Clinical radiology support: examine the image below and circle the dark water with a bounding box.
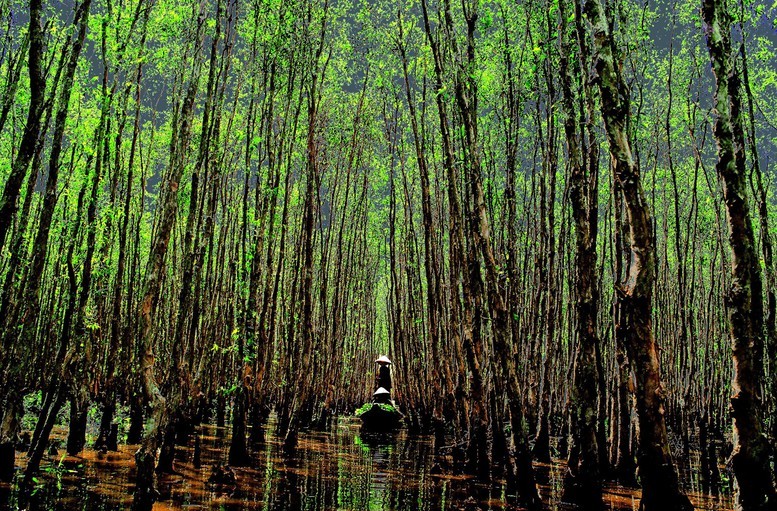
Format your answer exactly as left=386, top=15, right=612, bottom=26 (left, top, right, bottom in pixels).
left=0, top=418, right=733, bottom=510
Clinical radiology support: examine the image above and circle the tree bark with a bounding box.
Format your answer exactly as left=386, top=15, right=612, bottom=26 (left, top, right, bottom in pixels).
left=560, top=0, right=603, bottom=504
left=0, top=0, right=91, bottom=482
left=583, top=0, right=693, bottom=508
left=132, top=10, right=205, bottom=506
left=448, top=1, right=542, bottom=507
left=702, top=1, right=777, bottom=508
left=0, top=0, right=44, bottom=252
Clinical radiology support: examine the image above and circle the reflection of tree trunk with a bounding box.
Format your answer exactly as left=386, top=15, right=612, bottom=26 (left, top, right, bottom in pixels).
left=583, top=0, right=692, bottom=508
left=0, top=396, right=21, bottom=482
left=698, top=413, right=720, bottom=496
left=229, top=385, right=250, bottom=465
left=702, top=1, right=777, bottom=508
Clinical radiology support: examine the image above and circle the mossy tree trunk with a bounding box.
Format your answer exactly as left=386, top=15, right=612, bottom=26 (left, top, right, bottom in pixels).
left=702, top=0, right=777, bottom=508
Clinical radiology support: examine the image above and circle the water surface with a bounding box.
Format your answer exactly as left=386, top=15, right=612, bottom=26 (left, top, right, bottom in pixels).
left=1, top=419, right=734, bottom=510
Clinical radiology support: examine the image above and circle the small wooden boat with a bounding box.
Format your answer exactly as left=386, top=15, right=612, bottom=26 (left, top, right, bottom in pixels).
left=356, top=387, right=403, bottom=432
left=356, top=402, right=403, bottom=432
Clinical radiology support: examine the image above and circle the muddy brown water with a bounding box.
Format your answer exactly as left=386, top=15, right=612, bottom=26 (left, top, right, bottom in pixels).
left=0, top=418, right=734, bottom=510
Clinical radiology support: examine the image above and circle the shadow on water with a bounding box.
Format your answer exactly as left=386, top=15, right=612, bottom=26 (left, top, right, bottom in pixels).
left=1, top=418, right=734, bottom=511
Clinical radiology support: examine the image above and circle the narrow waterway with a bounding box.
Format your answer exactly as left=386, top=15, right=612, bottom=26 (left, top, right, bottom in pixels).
left=1, top=418, right=734, bottom=510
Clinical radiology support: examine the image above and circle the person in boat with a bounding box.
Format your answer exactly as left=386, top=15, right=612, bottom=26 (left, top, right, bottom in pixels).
left=372, top=387, right=390, bottom=404
left=374, top=355, right=392, bottom=394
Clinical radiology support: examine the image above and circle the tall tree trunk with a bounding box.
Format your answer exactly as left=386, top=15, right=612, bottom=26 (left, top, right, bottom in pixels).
left=449, top=1, right=542, bottom=507
left=737, top=5, right=777, bottom=451
left=0, top=0, right=91, bottom=482
left=702, top=1, right=777, bottom=508
left=560, top=0, right=603, bottom=504
left=419, top=0, right=489, bottom=480
left=583, top=0, right=693, bottom=508
left=282, top=0, right=330, bottom=449
left=397, top=11, right=444, bottom=429
left=0, top=0, right=44, bottom=253
left=132, top=11, right=205, bottom=506
left=613, top=180, right=637, bottom=483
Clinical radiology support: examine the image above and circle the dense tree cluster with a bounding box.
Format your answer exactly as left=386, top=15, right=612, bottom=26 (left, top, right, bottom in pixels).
left=0, top=0, right=775, bottom=509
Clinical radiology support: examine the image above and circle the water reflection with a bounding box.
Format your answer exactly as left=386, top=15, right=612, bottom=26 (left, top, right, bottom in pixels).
left=2, top=417, right=733, bottom=511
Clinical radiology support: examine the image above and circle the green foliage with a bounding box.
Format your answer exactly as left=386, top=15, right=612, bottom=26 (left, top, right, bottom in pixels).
left=354, top=402, right=397, bottom=416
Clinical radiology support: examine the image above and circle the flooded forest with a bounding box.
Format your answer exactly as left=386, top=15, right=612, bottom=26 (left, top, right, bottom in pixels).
left=0, top=0, right=776, bottom=509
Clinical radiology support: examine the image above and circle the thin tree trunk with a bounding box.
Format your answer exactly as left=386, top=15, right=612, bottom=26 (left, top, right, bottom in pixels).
left=132, top=10, right=205, bottom=506
left=448, top=1, right=542, bottom=507
left=561, top=0, right=603, bottom=503
left=0, top=0, right=91, bottom=481
left=0, top=0, right=44, bottom=253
